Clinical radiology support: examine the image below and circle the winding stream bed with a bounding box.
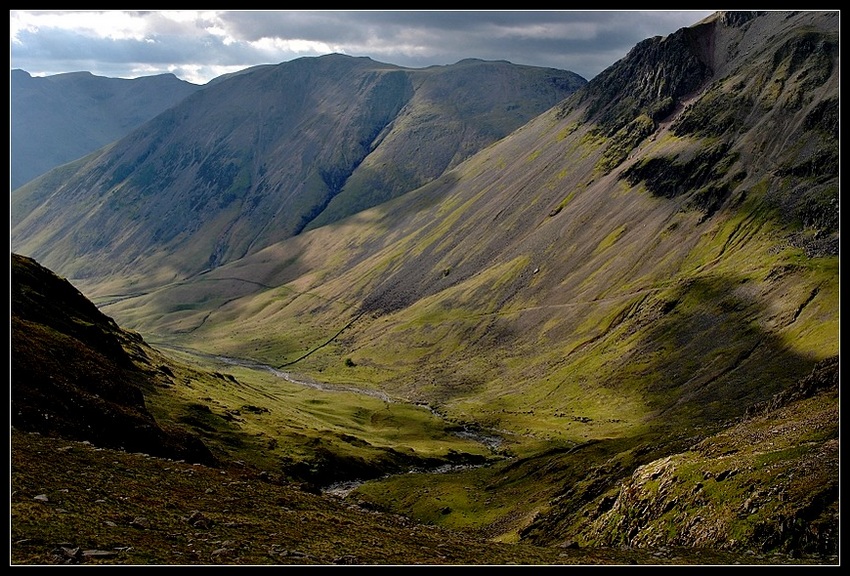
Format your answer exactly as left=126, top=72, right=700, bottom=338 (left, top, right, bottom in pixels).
left=216, top=355, right=395, bottom=402
left=322, top=462, right=488, bottom=498
left=212, top=354, right=508, bottom=494
left=215, top=355, right=504, bottom=449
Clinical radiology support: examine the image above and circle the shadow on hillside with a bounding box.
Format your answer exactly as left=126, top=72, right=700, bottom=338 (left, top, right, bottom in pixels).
left=614, top=270, right=832, bottom=429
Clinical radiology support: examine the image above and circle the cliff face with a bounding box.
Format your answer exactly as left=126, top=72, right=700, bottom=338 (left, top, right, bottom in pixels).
left=572, top=20, right=714, bottom=134
left=566, top=10, right=837, bottom=236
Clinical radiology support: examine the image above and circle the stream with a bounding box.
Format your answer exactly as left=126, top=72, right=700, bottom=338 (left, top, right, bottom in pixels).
left=212, top=354, right=508, bottom=495
left=215, top=355, right=394, bottom=402
left=322, top=462, right=488, bottom=498
left=215, top=354, right=503, bottom=451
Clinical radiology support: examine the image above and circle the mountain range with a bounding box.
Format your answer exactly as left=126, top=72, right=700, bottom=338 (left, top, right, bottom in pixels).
left=10, top=10, right=839, bottom=565
left=11, top=56, right=585, bottom=286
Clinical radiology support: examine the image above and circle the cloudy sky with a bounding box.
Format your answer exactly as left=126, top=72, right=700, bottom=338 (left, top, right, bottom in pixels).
left=10, top=10, right=716, bottom=85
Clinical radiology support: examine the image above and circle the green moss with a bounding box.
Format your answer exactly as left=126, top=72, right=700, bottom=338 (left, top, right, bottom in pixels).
left=556, top=122, right=580, bottom=141
left=596, top=114, right=655, bottom=173
left=593, top=224, right=628, bottom=254
left=548, top=185, right=582, bottom=217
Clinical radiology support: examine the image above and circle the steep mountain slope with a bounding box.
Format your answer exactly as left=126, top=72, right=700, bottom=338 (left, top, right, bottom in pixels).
left=88, top=10, right=837, bottom=553
left=11, top=55, right=585, bottom=292
left=10, top=69, right=201, bottom=190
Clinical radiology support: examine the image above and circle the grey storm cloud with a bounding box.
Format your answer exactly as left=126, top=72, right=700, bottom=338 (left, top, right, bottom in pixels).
left=11, top=10, right=715, bottom=84
left=217, top=10, right=713, bottom=71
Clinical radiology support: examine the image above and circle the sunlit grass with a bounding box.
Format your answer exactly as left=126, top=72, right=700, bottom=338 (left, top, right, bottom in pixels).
left=143, top=345, right=494, bottom=476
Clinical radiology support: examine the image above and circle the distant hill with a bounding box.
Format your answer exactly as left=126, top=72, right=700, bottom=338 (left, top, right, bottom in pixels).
left=11, top=55, right=586, bottom=289
left=10, top=69, right=202, bottom=190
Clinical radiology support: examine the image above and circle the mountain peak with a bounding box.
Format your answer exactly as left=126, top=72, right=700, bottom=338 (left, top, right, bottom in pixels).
left=718, top=10, right=766, bottom=27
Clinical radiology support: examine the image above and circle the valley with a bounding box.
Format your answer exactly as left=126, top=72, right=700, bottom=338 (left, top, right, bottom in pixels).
left=11, top=10, right=839, bottom=565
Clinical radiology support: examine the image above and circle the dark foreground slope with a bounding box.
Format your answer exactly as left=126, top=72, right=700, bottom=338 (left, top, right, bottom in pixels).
left=11, top=56, right=585, bottom=293
left=11, top=253, right=215, bottom=464
left=10, top=70, right=201, bottom=190
left=16, top=426, right=807, bottom=566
